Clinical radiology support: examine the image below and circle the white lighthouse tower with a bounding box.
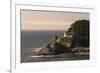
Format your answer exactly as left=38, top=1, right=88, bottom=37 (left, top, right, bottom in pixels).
left=64, top=32, right=67, bottom=37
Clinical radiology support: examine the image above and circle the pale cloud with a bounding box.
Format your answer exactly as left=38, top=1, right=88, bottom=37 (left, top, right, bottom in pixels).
left=21, top=10, right=89, bottom=30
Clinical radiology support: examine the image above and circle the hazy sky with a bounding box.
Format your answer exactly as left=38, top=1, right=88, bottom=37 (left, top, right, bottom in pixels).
left=21, top=10, right=89, bottom=30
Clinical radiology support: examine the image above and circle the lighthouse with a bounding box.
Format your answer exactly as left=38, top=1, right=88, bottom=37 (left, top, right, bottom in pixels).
left=64, top=32, right=67, bottom=37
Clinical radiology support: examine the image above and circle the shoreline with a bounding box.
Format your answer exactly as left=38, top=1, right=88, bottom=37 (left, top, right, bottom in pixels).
left=21, top=47, right=89, bottom=63
left=21, top=52, right=89, bottom=63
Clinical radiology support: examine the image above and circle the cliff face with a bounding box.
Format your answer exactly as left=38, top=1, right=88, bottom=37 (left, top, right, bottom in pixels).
left=56, top=37, right=72, bottom=48
left=69, top=20, right=89, bottom=48
left=37, top=20, right=89, bottom=56
left=38, top=36, right=71, bottom=55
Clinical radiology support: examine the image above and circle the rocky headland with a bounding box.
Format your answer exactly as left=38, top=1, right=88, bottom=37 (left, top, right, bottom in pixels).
left=32, top=20, right=90, bottom=56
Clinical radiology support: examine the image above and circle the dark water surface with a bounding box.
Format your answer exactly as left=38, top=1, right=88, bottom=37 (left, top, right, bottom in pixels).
left=21, top=53, right=89, bottom=63
left=21, top=30, right=65, bottom=49
left=21, top=30, right=89, bottom=63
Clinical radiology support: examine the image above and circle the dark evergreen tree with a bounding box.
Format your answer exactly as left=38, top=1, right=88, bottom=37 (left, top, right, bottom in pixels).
left=67, top=20, right=89, bottom=47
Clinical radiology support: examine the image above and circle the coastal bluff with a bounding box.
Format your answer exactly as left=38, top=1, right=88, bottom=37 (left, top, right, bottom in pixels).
left=32, top=20, right=90, bottom=56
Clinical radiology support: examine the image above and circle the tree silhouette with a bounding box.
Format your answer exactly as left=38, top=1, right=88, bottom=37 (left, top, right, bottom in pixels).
left=67, top=20, right=89, bottom=48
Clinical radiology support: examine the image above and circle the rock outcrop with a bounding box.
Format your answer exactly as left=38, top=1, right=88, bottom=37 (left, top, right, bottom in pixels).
left=37, top=20, right=90, bottom=56
left=38, top=36, right=71, bottom=56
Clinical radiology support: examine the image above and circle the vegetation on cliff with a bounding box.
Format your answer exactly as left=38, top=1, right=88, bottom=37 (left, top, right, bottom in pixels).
left=37, top=20, right=90, bottom=55
left=71, top=20, right=89, bottom=48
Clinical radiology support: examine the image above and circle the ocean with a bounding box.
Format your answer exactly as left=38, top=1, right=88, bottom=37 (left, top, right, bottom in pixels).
left=21, top=30, right=89, bottom=63
left=21, top=30, right=65, bottom=49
